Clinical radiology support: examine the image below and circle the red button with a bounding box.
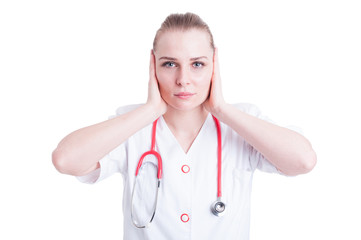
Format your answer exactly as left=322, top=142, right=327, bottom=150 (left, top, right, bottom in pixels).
left=180, top=213, right=189, bottom=223
left=181, top=165, right=190, bottom=173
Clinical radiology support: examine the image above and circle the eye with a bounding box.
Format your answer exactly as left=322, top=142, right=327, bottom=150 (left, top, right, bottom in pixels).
left=193, top=62, right=204, bottom=68
left=162, top=61, right=176, bottom=68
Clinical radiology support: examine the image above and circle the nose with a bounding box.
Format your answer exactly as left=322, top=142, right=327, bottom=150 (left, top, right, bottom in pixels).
left=176, top=66, right=190, bottom=86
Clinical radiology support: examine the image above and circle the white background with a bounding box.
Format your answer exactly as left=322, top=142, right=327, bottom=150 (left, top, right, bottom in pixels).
left=1, top=0, right=360, bottom=239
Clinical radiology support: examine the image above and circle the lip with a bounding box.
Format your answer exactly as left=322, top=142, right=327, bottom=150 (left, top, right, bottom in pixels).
left=174, top=92, right=196, bottom=99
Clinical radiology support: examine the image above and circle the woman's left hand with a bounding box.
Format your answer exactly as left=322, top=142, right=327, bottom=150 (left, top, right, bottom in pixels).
left=203, top=47, right=227, bottom=116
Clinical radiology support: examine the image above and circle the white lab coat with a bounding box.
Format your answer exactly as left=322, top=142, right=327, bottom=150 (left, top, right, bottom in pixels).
left=78, top=103, right=285, bottom=240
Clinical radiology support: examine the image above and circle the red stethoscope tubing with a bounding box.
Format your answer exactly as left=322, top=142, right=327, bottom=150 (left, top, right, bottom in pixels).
left=135, top=116, right=222, bottom=198
left=135, top=119, right=163, bottom=179
left=212, top=116, right=222, bottom=198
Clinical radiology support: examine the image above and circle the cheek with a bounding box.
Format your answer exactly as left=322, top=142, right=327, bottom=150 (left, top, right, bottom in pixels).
left=195, top=69, right=212, bottom=89
left=155, top=69, right=174, bottom=94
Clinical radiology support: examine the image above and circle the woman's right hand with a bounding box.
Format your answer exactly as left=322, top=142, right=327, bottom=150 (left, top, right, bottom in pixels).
left=146, top=50, right=167, bottom=116
left=52, top=50, right=167, bottom=177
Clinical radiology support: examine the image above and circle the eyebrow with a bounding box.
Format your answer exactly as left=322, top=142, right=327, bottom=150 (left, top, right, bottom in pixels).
left=159, top=56, right=208, bottom=61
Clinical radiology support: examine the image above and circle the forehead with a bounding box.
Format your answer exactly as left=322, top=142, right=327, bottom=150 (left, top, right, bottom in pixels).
left=155, top=29, right=213, bottom=59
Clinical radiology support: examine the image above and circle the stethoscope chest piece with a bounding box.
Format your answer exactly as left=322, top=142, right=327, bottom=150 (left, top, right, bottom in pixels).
left=211, top=199, right=226, bottom=217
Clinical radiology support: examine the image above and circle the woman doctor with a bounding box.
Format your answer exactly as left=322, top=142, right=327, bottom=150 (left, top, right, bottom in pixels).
left=52, top=13, right=317, bottom=240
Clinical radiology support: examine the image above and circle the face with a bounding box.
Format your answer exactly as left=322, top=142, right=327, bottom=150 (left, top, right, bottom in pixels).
left=153, top=29, right=214, bottom=112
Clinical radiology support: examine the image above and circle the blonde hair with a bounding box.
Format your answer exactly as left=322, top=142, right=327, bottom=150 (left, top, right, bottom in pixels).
left=153, top=12, right=215, bottom=51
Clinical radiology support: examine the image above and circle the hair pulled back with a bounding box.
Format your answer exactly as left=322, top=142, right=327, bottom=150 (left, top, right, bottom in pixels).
left=153, top=12, right=215, bottom=51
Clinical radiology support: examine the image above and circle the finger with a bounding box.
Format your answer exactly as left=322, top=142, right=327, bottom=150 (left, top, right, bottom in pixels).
left=212, top=47, right=220, bottom=81
left=149, top=50, right=156, bottom=81
left=212, top=47, right=221, bottom=88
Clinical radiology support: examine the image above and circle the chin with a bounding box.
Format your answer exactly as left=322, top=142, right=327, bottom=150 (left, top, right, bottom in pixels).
left=167, top=99, right=206, bottom=112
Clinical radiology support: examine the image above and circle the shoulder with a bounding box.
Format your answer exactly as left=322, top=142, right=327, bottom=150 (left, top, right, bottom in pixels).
left=108, top=104, right=143, bottom=119
left=217, top=102, right=264, bottom=135
left=231, top=102, right=263, bottom=117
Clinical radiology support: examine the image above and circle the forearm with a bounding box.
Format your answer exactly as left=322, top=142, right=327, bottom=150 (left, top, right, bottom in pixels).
left=213, top=104, right=317, bottom=176
left=52, top=104, right=161, bottom=176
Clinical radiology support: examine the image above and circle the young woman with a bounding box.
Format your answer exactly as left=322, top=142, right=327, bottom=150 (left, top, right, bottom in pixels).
left=52, top=12, right=317, bottom=240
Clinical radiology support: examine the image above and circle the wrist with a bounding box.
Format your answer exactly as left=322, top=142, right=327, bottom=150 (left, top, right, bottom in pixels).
left=210, top=102, right=231, bottom=120
left=144, top=101, right=166, bottom=119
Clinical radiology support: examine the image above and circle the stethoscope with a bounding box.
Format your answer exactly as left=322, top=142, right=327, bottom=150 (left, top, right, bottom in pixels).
left=131, top=115, right=226, bottom=228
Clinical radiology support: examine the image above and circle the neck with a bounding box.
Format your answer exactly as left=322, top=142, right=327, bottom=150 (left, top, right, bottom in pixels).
left=163, top=106, right=209, bottom=134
